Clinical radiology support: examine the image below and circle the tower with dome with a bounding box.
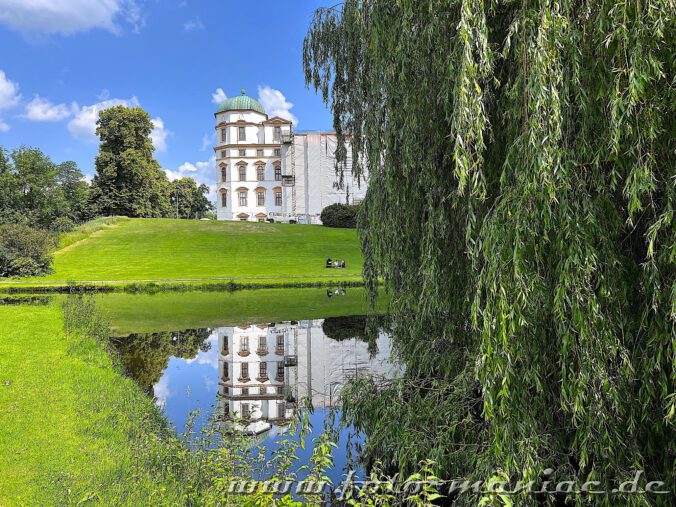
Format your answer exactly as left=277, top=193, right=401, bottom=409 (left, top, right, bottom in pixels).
left=214, top=89, right=367, bottom=223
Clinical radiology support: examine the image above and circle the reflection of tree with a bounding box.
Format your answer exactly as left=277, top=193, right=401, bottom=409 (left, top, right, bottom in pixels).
left=111, top=329, right=212, bottom=393
left=322, top=315, right=388, bottom=355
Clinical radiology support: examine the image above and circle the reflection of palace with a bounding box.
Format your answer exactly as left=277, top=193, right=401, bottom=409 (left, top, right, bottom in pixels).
left=218, top=319, right=396, bottom=435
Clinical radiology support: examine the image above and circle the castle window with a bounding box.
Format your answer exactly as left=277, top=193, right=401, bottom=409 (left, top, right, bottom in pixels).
left=221, top=167, right=227, bottom=181
left=221, top=128, right=226, bottom=142
left=241, top=403, right=250, bottom=417
left=257, top=191, right=265, bottom=206
left=256, top=149, right=263, bottom=157
left=240, top=336, right=249, bottom=352
left=273, top=127, right=281, bottom=142
left=276, top=362, right=284, bottom=378
left=221, top=191, right=227, bottom=207
left=274, top=148, right=281, bottom=157
left=259, top=362, right=267, bottom=377
left=221, top=150, right=227, bottom=158
left=274, top=166, right=281, bottom=181
left=238, top=126, right=246, bottom=141
left=239, top=167, right=246, bottom=181
left=239, top=149, right=246, bottom=157
left=256, top=167, right=264, bottom=181
left=239, top=191, right=247, bottom=207
left=275, top=191, right=282, bottom=207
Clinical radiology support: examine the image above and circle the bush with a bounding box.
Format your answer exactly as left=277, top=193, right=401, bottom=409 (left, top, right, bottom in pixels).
left=320, top=203, right=360, bottom=228
left=0, top=223, right=57, bottom=277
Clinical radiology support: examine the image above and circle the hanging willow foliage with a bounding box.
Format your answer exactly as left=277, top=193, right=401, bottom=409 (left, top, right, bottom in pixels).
left=304, top=0, right=675, bottom=505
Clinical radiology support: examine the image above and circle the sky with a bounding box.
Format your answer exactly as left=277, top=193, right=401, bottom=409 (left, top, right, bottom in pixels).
left=0, top=0, right=334, bottom=197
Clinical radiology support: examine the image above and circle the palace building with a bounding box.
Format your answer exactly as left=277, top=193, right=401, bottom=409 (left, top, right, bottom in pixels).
left=214, top=89, right=366, bottom=223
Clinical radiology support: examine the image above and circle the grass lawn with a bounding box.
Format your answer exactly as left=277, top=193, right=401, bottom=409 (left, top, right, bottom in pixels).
left=0, top=302, right=193, bottom=505
left=96, top=287, right=388, bottom=335
left=24, top=218, right=362, bottom=286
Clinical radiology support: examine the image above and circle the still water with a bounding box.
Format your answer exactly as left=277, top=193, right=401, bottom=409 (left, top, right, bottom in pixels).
left=100, top=289, right=397, bottom=484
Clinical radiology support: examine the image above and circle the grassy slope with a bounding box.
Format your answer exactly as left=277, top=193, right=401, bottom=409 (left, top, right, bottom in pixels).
left=45, top=218, right=362, bottom=283
left=96, top=287, right=388, bottom=335
left=0, top=303, right=191, bottom=505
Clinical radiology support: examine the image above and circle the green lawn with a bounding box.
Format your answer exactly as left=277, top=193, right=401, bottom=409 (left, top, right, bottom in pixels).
left=42, top=218, right=362, bottom=283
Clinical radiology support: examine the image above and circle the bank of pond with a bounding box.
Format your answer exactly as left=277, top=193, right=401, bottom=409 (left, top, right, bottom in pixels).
left=0, top=288, right=418, bottom=506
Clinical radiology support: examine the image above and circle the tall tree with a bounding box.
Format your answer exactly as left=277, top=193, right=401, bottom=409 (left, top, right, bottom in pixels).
left=168, top=177, right=214, bottom=219
left=88, top=106, right=169, bottom=218
left=55, top=161, right=89, bottom=223
left=305, top=1, right=674, bottom=503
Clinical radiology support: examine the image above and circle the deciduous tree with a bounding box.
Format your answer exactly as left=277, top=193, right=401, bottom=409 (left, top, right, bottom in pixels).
left=304, top=1, right=675, bottom=503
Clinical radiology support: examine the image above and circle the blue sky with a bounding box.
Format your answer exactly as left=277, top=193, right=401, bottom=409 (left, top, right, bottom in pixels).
left=0, top=0, right=333, bottom=194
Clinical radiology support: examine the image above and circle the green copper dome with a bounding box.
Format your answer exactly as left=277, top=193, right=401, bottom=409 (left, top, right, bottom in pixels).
left=217, top=88, right=266, bottom=114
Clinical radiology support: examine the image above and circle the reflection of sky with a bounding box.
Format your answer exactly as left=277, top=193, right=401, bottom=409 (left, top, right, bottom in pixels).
left=153, top=334, right=220, bottom=435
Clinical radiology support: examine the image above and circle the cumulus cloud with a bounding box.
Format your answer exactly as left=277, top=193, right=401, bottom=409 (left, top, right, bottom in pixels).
left=23, top=96, right=74, bottom=121
left=0, top=70, right=21, bottom=111
left=257, top=85, right=298, bottom=125
left=211, top=88, right=226, bottom=104
left=0, top=70, right=21, bottom=131
left=0, top=0, right=143, bottom=35
left=163, top=156, right=217, bottom=201
left=150, top=117, right=171, bottom=152
left=67, top=96, right=140, bottom=141
left=183, top=17, right=204, bottom=31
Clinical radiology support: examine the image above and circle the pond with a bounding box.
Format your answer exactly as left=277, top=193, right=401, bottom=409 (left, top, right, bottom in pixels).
left=96, top=288, right=397, bottom=485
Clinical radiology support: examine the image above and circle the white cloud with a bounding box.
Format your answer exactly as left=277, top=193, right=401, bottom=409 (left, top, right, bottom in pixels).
left=211, top=88, right=226, bottom=104
left=183, top=17, right=204, bottom=31
left=67, top=96, right=140, bottom=141
left=0, top=70, right=21, bottom=111
left=23, top=96, right=74, bottom=121
left=0, top=70, right=21, bottom=131
left=257, top=85, right=298, bottom=125
left=150, top=117, right=171, bottom=152
left=0, top=0, right=143, bottom=35
left=163, top=156, right=217, bottom=201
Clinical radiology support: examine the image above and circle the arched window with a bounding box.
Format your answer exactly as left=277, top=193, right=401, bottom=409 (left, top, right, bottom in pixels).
left=220, top=165, right=227, bottom=181
left=256, top=166, right=265, bottom=181
left=274, top=165, right=282, bottom=181
left=220, top=190, right=227, bottom=207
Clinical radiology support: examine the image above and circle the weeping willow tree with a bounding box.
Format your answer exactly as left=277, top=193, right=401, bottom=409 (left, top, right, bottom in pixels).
left=304, top=1, right=674, bottom=504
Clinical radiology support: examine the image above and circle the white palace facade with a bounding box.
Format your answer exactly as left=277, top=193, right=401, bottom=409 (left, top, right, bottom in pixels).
left=214, top=89, right=366, bottom=224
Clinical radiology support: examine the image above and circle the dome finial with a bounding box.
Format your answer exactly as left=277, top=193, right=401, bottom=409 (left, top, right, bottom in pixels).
left=241, top=88, right=246, bottom=96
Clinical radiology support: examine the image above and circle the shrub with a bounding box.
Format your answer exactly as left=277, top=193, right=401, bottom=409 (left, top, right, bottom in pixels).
left=0, top=223, right=57, bottom=277
left=320, top=203, right=360, bottom=228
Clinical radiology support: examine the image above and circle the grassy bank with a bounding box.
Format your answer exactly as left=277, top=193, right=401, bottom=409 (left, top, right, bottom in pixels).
left=0, top=301, right=188, bottom=505
left=0, top=218, right=363, bottom=292
left=1, top=298, right=323, bottom=505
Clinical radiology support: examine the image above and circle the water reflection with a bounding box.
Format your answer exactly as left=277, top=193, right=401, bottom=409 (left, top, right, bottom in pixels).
left=110, top=315, right=396, bottom=442
left=218, top=318, right=395, bottom=437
